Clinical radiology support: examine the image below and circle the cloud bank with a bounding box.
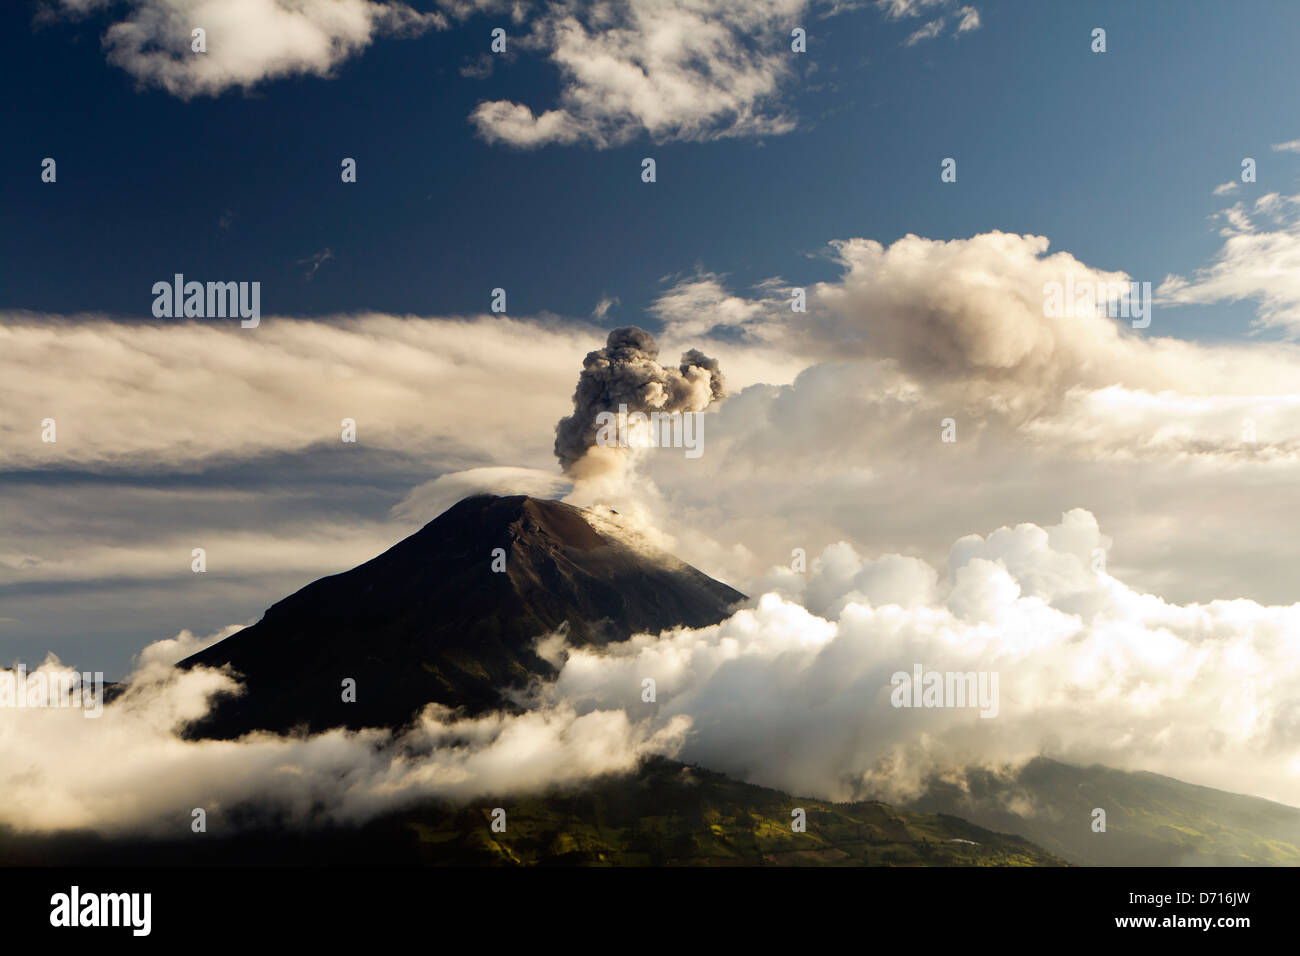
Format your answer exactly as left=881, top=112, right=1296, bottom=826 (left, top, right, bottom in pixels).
left=5, top=507, right=1298, bottom=836
left=0, top=645, right=688, bottom=834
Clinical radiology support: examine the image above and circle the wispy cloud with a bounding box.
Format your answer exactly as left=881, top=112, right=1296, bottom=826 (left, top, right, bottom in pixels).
left=1160, top=167, right=1300, bottom=334
left=591, top=295, right=619, bottom=320
left=878, top=0, right=981, bottom=45
left=298, top=248, right=335, bottom=281
left=905, top=18, right=945, bottom=45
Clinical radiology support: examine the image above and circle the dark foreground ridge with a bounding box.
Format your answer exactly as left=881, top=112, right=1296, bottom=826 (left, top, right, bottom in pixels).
left=0, top=758, right=1065, bottom=867
left=182, top=494, right=745, bottom=738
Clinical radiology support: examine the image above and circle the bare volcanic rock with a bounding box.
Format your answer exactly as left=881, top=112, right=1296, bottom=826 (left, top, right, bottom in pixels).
left=181, top=494, right=745, bottom=738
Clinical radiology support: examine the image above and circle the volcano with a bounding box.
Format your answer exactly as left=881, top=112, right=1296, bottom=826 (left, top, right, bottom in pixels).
left=181, top=494, right=745, bottom=738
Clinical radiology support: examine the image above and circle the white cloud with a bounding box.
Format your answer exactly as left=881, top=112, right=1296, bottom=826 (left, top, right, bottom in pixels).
left=8, top=219, right=1300, bottom=829
left=905, top=18, right=944, bottom=45
left=394, top=466, right=572, bottom=523
left=0, top=308, right=799, bottom=655
left=954, top=5, right=979, bottom=33
left=7, top=507, right=1298, bottom=837
left=876, top=0, right=980, bottom=44
left=9, top=230, right=1300, bottom=741
left=53, top=0, right=442, bottom=98
left=621, top=232, right=1300, bottom=608
left=539, top=509, right=1300, bottom=807
left=591, top=295, right=620, bottom=320
left=0, top=521, right=403, bottom=587
left=134, top=624, right=246, bottom=667
left=1271, top=139, right=1300, bottom=153
left=649, top=270, right=782, bottom=339
left=0, top=649, right=687, bottom=834
left=875, top=0, right=947, bottom=18
left=1158, top=187, right=1300, bottom=335
left=50, top=0, right=982, bottom=140
left=0, top=313, right=596, bottom=470
left=470, top=0, right=806, bottom=148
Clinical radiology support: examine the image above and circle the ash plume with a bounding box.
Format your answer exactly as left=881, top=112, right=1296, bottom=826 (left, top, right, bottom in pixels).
left=553, top=327, right=725, bottom=475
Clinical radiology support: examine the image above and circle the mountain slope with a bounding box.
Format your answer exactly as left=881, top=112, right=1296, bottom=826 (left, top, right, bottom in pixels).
left=910, top=757, right=1300, bottom=865
left=0, top=758, right=1065, bottom=867
left=182, top=494, right=745, bottom=738
left=402, top=757, right=1067, bottom=866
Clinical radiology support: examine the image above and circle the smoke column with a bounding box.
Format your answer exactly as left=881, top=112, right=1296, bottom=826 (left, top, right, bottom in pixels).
left=554, top=326, right=725, bottom=477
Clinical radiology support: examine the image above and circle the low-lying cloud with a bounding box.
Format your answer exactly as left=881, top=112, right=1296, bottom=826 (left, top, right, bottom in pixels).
left=0, top=645, right=687, bottom=835
left=543, top=507, right=1300, bottom=808
left=4, top=509, right=1298, bottom=836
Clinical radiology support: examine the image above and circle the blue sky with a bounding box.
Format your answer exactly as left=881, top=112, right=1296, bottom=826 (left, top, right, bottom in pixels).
left=5, top=0, right=1300, bottom=338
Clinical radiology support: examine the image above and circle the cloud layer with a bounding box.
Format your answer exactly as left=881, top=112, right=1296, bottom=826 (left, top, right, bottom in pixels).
left=538, top=507, right=1300, bottom=808
left=5, top=506, right=1298, bottom=837
left=637, top=231, right=1300, bottom=608
left=0, top=642, right=688, bottom=834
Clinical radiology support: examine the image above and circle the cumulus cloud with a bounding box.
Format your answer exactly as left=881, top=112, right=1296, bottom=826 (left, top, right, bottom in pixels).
left=536, top=509, right=1300, bottom=808
left=44, top=0, right=987, bottom=139
left=462, top=0, right=980, bottom=146
left=51, top=0, right=442, bottom=98
left=469, top=0, right=806, bottom=148
left=654, top=231, right=1285, bottom=415
left=625, top=231, right=1300, bottom=609
left=464, top=0, right=980, bottom=147
left=805, top=232, right=1146, bottom=412
left=45, top=0, right=982, bottom=140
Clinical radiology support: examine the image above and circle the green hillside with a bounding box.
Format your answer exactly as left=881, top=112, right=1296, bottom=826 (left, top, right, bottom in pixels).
left=401, top=757, right=1065, bottom=866
left=911, top=757, right=1300, bottom=866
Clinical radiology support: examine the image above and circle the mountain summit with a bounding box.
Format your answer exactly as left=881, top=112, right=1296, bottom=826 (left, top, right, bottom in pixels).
left=182, top=494, right=745, bottom=738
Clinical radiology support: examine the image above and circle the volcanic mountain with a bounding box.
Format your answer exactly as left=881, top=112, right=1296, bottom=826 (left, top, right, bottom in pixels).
left=182, top=494, right=745, bottom=738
